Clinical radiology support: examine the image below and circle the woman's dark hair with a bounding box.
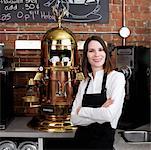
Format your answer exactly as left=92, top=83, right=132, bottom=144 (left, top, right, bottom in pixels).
left=82, top=36, right=113, bottom=78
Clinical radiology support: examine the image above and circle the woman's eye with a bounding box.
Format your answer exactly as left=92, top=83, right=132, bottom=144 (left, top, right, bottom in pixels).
left=88, top=50, right=93, bottom=52
left=99, top=48, right=104, bottom=51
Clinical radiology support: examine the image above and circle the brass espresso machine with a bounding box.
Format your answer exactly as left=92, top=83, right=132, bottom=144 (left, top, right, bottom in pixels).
left=26, top=3, right=84, bottom=132
left=27, top=24, right=82, bottom=132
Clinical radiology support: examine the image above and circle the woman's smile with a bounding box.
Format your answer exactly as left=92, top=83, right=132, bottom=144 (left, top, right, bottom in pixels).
left=93, top=58, right=103, bottom=62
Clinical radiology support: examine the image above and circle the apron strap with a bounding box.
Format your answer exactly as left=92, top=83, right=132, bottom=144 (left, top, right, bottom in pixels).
left=84, top=77, right=91, bottom=94
left=101, top=72, right=107, bottom=93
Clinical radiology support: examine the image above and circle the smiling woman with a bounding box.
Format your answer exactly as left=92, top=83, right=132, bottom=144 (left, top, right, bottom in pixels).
left=70, top=36, right=126, bottom=149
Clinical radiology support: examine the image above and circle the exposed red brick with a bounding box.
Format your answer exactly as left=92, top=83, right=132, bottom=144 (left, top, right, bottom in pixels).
left=1, top=0, right=150, bottom=115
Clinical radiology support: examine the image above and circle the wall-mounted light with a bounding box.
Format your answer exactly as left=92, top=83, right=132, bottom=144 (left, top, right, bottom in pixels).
left=119, top=26, right=131, bottom=38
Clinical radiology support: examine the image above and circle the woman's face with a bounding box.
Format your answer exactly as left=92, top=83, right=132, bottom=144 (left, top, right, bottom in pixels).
left=87, top=40, right=106, bottom=72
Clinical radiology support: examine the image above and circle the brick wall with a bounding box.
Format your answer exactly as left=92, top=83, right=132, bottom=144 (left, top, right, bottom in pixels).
left=0, top=0, right=150, bottom=115
left=1, top=0, right=150, bottom=55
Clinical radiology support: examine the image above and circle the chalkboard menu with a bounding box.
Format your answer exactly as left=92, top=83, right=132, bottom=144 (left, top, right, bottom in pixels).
left=0, top=0, right=109, bottom=23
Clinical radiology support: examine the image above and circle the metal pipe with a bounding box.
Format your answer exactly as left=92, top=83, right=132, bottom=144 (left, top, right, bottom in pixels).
left=123, top=0, right=126, bottom=27
left=122, top=0, right=126, bottom=46
left=0, top=30, right=118, bottom=34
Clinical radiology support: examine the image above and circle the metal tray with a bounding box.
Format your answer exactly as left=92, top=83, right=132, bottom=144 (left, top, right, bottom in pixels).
left=120, top=130, right=151, bottom=144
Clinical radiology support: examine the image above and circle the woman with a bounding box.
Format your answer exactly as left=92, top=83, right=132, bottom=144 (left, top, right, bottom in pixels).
left=70, top=36, right=125, bottom=149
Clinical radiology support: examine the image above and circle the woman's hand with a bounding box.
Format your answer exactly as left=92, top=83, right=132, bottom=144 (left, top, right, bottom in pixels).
left=102, top=98, right=113, bottom=108
left=76, top=106, right=81, bottom=115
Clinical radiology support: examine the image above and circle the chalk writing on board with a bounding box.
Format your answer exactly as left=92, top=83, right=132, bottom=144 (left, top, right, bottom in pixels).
left=0, top=0, right=109, bottom=23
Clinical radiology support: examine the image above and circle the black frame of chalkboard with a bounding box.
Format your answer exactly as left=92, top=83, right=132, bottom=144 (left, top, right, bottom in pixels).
left=0, top=0, right=109, bottom=23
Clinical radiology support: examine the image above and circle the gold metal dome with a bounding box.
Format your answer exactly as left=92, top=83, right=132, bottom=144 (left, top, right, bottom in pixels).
left=41, top=27, right=77, bottom=67
left=44, top=27, right=76, bottom=44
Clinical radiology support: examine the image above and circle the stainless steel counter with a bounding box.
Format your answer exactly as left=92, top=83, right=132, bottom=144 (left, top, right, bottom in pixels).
left=0, top=117, right=150, bottom=150
left=0, top=117, right=75, bottom=138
